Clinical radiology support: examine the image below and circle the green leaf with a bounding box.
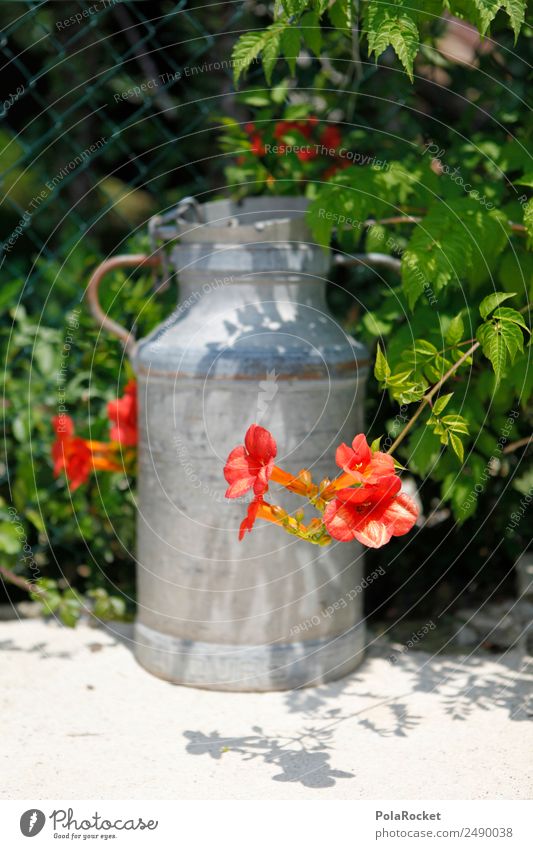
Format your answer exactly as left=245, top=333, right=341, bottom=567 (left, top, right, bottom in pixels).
left=364, top=0, right=419, bottom=80
left=432, top=393, right=453, bottom=416
left=374, top=343, right=391, bottom=382
left=25, top=509, right=45, bottom=533
left=491, top=307, right=530, bottom=331
left=12, top=414, right=29, bottom=443
left=403, top=202, right=509, bottom=308
left=449, top=432, right=465, bottom=463
left=280, top=0, right=308, bottom=14
left=32, top=579, right=61, bottom=614
left=34, top=341, right=56, bottom=376
left=370, top=436, right=382, bottom=452
left=232, top=26, right=284, bottom=84
left=387, top=373, right=427, bottom=404
left=503, top=0, right=527, bottom=39
left=500, top=320, right=525, bottom=363
left=59, top=594, right=83, bottom=628
left=413, top=339, right=439, bottom=357
left=262, top=33, right=282, bottom=83
left=476, top=321, right=507, bottom=385
left=510, top=354, right=533, bottom=407
left=0, top=522, right=22, bottom=554
left=514, top=172, right=533, bottom=188
left=524, top=198, right=533, bottom=243
left=448, top=0, right=505, bottom=35
left=300, top=11, right=322, bottom=55
left=329, top=0, right=353, bottom=31
left=280, top=27, right=301, bottom=74
left=445, top=314, right=464, bottom=346
left=479, top=291, right=515, bottom=319
left=441, top=415, right=470, bottom=435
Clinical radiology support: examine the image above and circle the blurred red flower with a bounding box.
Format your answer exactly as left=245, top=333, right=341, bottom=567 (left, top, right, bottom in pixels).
left=51, top=415, right=91, bottom=491
left=320, top=125, right=342, bottom=149
left=108, top=379, right=138, bottom=447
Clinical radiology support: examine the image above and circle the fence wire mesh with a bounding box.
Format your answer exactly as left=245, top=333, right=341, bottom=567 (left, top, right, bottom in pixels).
left=1, top=0, right=252, bottom=296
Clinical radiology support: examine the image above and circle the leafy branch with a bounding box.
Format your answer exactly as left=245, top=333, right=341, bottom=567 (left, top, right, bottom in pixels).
left=232, top=0, right=527, bottom=84
left=385, top=341, right=479, bottom=458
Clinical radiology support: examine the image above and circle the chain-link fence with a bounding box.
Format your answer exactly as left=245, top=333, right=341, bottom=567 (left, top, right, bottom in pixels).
left=1, top=0, right=253, bottom=293
left=0, top=0, right=261, bottom=607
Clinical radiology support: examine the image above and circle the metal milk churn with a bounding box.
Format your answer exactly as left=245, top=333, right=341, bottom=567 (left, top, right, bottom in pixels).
left=87, top=196, right=369, bottom=691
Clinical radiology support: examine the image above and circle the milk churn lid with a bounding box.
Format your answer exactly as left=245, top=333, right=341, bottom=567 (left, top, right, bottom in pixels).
left=148, top=196, right=313, bottom=247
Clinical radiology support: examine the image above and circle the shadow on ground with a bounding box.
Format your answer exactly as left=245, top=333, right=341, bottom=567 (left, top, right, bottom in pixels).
left=183, top=647, right=532, bottom=788
left=183, top=728, right=354, bottom=789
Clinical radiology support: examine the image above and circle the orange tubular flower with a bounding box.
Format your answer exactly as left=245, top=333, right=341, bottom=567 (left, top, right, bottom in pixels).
left=52, top=415, right=92, bottom=491
left=108, top=379, right=138, bottom=447
left=324, top=433, right=396, bottom=496
left=91, top=453, right=124, bottom=473
left=323, top=476, right=418, bottom=548
left=238, top=498, right=300, bottom=542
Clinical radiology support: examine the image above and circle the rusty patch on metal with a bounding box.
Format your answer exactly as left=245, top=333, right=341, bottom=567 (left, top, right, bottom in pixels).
left=135, top=359, right=370, bottom=380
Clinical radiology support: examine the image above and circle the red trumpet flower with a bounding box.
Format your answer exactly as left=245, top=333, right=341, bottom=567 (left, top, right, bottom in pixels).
left=224, top=424, right=277, bottom=498
left=323, top=475, right=418, bottom=548
left=108, top=379, right=138, bottom=447
left=224, top=425, right=418, bottom=549
left=327, top=433, right=396, bottom=493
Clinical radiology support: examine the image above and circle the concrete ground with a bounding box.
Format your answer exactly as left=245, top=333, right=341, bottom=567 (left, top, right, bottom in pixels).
left=1, top=617, right=532, bottom=800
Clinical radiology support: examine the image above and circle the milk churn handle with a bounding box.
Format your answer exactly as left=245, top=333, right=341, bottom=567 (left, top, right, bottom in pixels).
left=148, top=197, right=203, bottom=292
left=86, top=254, right=161, bottom=355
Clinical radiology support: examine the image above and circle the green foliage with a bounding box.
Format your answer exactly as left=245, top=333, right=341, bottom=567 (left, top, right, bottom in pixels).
left=402, top=201, right=509, bottom=309
left=363, top=0, right=421, bottom=82
left=2, top=0, right=531, bottom=623
left=30, top=580, right=128, bottom=628
left=318, top=129, right=533, bottom=522
left=1, top=236, right=173, bottom=619
left=232, top=0, right=527, bottom=81
left=476, top=299, right=529, bottom=385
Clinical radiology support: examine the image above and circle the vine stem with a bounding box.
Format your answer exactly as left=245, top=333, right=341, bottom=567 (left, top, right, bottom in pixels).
left=386, top=341, right=480, bottom=456
left=360, top=215, right=526, bottom=233
left=503, top=435, right=532, bottom=454
left=0, top=565, right=41, bottom=595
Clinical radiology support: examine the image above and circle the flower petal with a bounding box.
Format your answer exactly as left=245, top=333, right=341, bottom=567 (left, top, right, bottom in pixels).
left=323, top=500, right=358, bottom=542
left=380, top=492, right=419, bottom=537
left=238, top=498, right=261, bottom=541
left=244, top=424, right=277, bottom=462
left=224, top=446, right=249, bottom=482
left=336, top=475, right=401, bottom=506
left=335, top=442, right=354, bottom=470
left=253, top=457, right=275, bottom=496
left=352, top=518, right=393, bottom=549
left=366, top=451, right=395, bottom=481
left=350, top=433, right=372, bottom=466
